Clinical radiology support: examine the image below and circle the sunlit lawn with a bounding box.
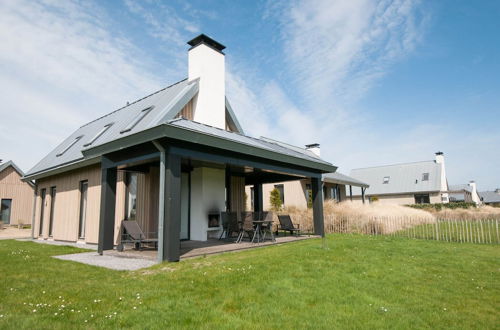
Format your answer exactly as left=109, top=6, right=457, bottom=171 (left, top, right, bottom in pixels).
left=0, top=235, right=498, bottom=329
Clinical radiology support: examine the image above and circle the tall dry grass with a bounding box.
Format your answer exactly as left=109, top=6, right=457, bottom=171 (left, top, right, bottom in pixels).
left=279, top=200, right=435, bottom=235
left=430, top=206, right=500, bottom=220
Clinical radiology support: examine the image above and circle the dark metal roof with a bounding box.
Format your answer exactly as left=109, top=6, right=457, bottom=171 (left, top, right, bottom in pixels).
left=479, top=191, right=500, bottom=203
left=322, top=172, right=369, bottom=188
left=187, top=34, right=226, bottom=53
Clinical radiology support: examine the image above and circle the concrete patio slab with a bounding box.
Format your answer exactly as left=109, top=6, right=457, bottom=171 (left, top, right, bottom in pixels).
left=54, top=252, right=156, bottom=271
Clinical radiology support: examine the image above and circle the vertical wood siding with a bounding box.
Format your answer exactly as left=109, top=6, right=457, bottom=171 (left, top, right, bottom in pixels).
left=0, top=166, right=34, bottom=225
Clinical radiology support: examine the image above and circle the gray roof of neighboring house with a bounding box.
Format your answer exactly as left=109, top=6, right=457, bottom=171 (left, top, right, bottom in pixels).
left=349, top=160, right=442, bottom=196
left=322, top=172, right=369, bottom=188
left=26, top=79, right=334, bottom=178
left=448, top=184, right=472, bottom=193
left=0, top=160, right=34, bottom=186
left=479, top=191, right=500, bottom=204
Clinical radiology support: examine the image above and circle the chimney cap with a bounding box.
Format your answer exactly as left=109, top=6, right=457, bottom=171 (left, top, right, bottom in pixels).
left=435, top=151, right=444, bottom=155
left=305, top=143, right=320, bottom=149
left=187, top=34, right=226, bottom=53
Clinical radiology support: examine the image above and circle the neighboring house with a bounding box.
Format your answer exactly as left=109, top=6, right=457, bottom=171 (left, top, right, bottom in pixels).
left=479, top=189, right=500, bottom=207
left=448, top=181, right=481, bottom=205
left=349, top=152, right=450, bottom=205
left=24, top=34, right=336, bottom=262
left=246, top=144, right=369, bottom=210
left=0, top=160, right=34, bottom=226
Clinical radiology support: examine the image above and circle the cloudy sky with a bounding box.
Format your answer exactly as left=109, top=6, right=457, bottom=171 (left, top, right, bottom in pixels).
left=1, top=0, right=499, bottom=190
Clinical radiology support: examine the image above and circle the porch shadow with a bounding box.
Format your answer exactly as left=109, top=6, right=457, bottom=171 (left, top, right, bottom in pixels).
left=104, top=235, right=319, bottom=261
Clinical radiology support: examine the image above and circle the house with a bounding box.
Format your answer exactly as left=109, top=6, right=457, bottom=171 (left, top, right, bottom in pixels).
left=348, top=152, right=450, bottom=205
left=0, top=160, right=34, bottom=226
left=23, top=34, right=337, bottom=262
left=448, top=181, right=481, bottom=205
left=479, top=189, right=500, bottom=207
left=246, top=144, right=369, bottom=210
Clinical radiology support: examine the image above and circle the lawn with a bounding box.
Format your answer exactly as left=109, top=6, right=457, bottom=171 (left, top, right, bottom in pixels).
left=0, top=235, right=498, bottom=329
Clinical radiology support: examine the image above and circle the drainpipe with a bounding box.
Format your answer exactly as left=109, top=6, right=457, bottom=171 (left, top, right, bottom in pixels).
left=152, top=140, right=166, bottom=263
left=31, top=183, right=38, bottom=239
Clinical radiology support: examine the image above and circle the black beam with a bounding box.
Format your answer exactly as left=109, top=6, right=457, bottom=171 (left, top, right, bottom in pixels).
left=98, top=158, right=117, bottom=254
left=225, top=166, right=232, bottom=211
left=161, top=150, right=181, bottom=262
left=311, top=177, right=325, bottom=237
left=254, top=183, right=263, bottom=212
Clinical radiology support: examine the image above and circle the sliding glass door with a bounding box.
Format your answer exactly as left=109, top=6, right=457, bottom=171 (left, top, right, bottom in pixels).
left=0, top=199, right=12, bottom=225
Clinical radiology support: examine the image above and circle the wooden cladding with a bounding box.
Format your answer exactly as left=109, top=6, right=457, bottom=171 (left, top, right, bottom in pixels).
left=230, top=176, right=245, bottom=213
left=0, top=166, right=34, bottom=225
left=175, top=98, right=194, bottom=120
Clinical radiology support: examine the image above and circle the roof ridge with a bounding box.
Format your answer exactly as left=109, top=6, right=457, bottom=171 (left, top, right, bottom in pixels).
left=351, top=159, right=437, bottom=171
left=80, top=78, right=188, bottom=128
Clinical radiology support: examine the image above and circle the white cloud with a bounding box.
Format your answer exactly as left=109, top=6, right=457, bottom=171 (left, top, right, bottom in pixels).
left=0, top=0, right=164, bottom=171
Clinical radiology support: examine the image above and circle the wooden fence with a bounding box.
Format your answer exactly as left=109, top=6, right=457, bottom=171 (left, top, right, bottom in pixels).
left=323, top=216, right=500, bottom=244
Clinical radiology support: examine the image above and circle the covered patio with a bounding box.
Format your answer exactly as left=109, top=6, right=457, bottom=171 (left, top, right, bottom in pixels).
left=85, top=119, right=336, bottom=263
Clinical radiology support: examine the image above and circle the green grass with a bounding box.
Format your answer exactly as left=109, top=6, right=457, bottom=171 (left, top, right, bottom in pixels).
left=0, top=235, right=498, bottom=329
left=396, top=220, right=500, bottom=244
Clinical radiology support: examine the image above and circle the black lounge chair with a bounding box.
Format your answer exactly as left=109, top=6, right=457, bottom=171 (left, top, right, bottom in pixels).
left=117, top=220, right=157, bottom=251
left=277, top=215, right=301, bottom=237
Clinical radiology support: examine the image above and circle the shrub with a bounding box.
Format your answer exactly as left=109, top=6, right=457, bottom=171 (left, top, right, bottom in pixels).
left=269, top=188, right=282, bottom=211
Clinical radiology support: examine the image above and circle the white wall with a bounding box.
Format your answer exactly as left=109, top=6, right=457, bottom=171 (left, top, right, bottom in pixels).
left=188, top=44, right=225, bottom=129
left=190, top=167, right=226, bottom=241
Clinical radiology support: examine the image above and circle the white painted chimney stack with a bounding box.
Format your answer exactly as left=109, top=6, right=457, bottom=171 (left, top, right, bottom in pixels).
left=187, top=34, right=226, bottom=129
left=468, top=181, right=480, bottom=205
left=305, top=143, right=321, bottom=157
left=435, top=151, right=449, bottom=203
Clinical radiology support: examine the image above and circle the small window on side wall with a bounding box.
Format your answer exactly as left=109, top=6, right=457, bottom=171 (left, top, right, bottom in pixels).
left=383, top=176, right=390, bottom=184
left=422, top=173, right=429, bottom=181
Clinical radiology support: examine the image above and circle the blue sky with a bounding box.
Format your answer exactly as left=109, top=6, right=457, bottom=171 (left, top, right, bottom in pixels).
left=0, top=0, right=499, bottom=190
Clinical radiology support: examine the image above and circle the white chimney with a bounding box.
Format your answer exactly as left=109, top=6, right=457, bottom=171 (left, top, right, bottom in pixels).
left=187, top=34, right=226, bottom=129
left=305, top=143, right=321, bottom=157
left=435, top=151, right=449, bottom=203
left=468, top=181, right=480, bottom=205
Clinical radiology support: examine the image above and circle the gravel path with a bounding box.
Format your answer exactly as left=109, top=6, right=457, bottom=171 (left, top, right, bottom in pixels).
left=53, top=252, right=157, bottom=271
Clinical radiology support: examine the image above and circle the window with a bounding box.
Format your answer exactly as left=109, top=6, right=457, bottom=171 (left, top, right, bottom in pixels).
left=78, top=181, right=88, bottom=239
left=305, top=184, right=312, bottom=208
left=48, top=187, right=56, bottom=237
left=274, top=184, right=285, bottom=205
left=0, top=199, right=12, bottom=225
left=39, top=189, right=46, bottom=236
left=84, top=123, right=113, bottom=147
left=125, top=173, right=138, bottom=220
left=383, top=176, right=390, bottom=184
left=56, top=136, right=83, bottom=157
left=250, top=187, right=254, bottom=210
left=414, top=194, right=430, bottom=204
left=422, top=173, right=429, bottom=181
left=120, top=106, right=154, bottom=133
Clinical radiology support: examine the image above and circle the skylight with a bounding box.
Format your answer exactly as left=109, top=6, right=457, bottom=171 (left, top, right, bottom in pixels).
left=56, top=135, right=83, bottom=157
left=120, top=106, right=154, bottom=134
left=383, top=176, right=390, bottom=184
left=84, top=123, right=113, bottom=147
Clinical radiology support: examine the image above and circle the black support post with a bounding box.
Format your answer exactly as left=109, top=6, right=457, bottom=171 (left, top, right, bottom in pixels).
left=349, top=185, right=353, bottom=201
left=98, top=158, right=117, bottom=255
left=361, top=187, right=366, bottom=204
left=225, top=167, right=232, bottom=212
left=253, top=183, right=263, bottom=213
left=161, top=150, right=181, bottom=262
left=311, top=176, right=325, bottom=237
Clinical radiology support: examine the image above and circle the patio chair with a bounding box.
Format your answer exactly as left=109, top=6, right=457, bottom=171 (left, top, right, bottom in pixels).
left=276, top=215, right=301, bottom=237
left=260, top=211, right=276, bottom=242
left=236, top=212, right=256, bottom=243
left=117, top=220, right=158, bottom=252
left=219, top=212, right=240, bottom=240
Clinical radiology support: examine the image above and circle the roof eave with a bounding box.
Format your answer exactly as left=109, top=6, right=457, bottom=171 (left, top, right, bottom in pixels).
left=82, top=123, right=337, bottom=174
